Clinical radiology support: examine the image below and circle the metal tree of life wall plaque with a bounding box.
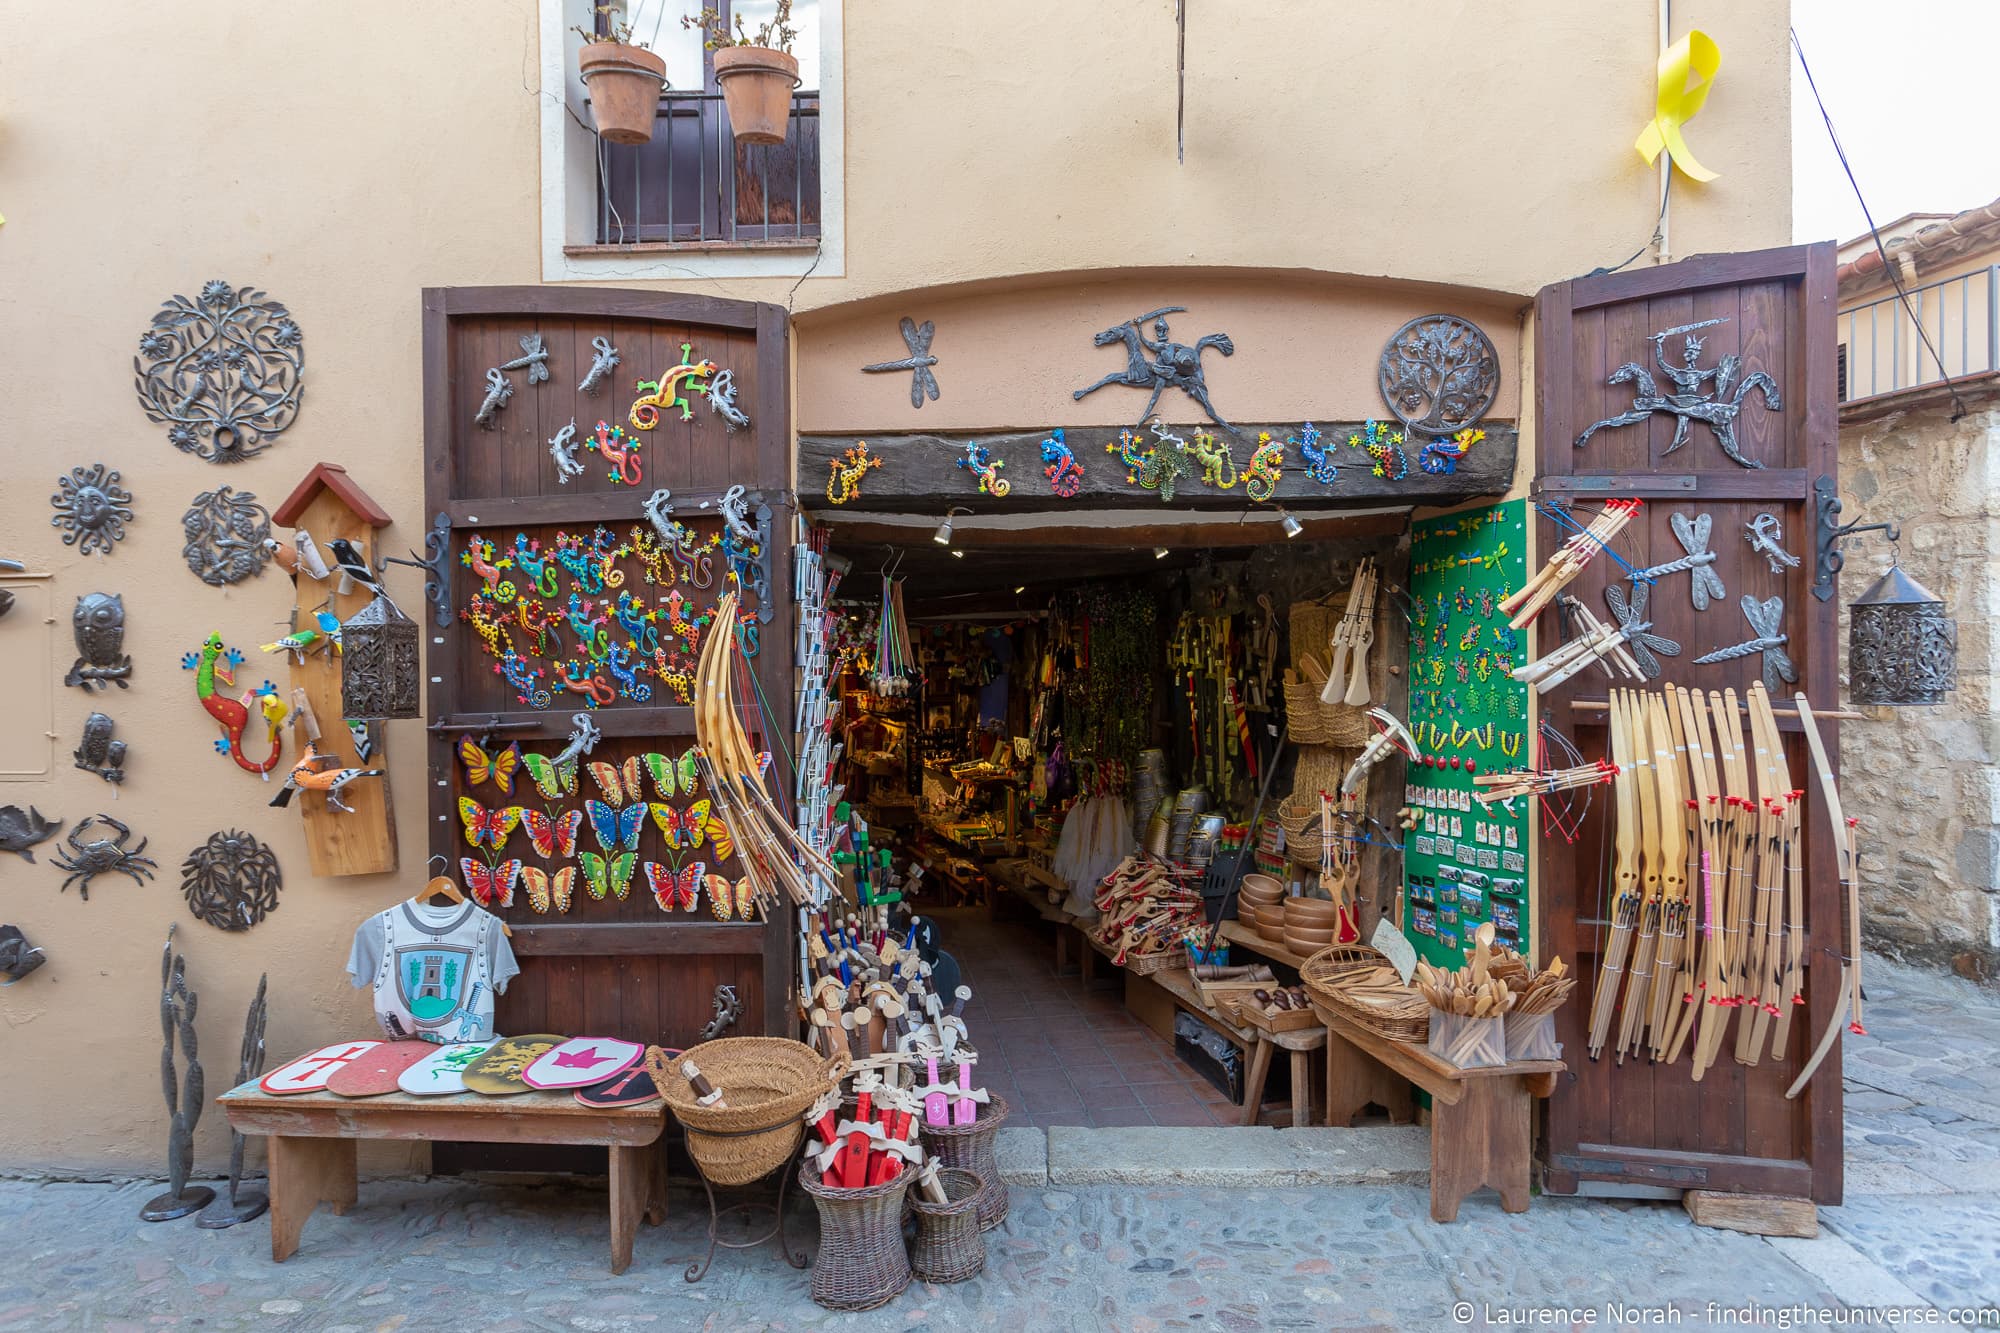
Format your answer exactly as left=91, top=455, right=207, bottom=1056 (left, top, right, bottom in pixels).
left=134, top=281, right=305, bottom=462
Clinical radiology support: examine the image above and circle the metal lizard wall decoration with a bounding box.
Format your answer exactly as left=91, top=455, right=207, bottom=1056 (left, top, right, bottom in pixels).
left=549, top=420, right=584, bottom=484
left=578, top=336, right=620, bottom=394
left=1573, top=318, right=1782, bottom=469
left=1744, top=512, right=1801, bottom=574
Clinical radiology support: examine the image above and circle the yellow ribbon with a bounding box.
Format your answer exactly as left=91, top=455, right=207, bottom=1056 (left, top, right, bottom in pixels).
left=1636, top=30, right=1721, bottom=183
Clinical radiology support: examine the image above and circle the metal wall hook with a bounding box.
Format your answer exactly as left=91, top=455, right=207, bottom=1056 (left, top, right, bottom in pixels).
left=1812, top=474, right=1902, bottom=602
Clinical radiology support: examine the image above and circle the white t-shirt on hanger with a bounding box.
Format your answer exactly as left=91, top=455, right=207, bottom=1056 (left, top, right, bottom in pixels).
left=346, top=899, right=519, bottom=1044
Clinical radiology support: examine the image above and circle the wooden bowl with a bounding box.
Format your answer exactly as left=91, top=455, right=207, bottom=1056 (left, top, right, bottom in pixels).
left=1235, top=903, right=1265, bottom=929
left=1283, top=899, right=1341, bottom=926
left=1239, top=889, right=1284, bottom=911
left=1256, top=917, right=1288, bottom=944
left=1240, top=873, right=1284, bottom=898
left=1285, top=927, right=1338, bottom=949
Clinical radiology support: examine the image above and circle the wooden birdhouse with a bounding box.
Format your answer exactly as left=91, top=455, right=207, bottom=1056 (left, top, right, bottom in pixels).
left=271, top=463, right=399, bottom=877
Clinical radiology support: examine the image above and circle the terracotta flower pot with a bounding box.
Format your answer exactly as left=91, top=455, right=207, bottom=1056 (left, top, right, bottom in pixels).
left=714, top=45, right=800, bottom=145
left=579, top=41, right=667, bottom=146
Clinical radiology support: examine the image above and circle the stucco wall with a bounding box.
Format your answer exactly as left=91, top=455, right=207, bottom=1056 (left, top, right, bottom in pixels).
left=1838, top=405, right=2000, bottom=978
left=0, top=0, right=1793, bottom=1174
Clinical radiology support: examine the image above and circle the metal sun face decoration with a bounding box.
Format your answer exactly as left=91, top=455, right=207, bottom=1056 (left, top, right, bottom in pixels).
left=134, top=280, right=304, bottom=462
left=181, top=486, right=274, bottom=586
left=51, top=464, right=135, bottom=555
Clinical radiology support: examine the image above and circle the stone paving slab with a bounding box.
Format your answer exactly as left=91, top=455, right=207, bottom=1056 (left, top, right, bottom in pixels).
left=1047, top=1126, right=1429, bottom=1188
left=996, top=1126, right=1049, bottom=1186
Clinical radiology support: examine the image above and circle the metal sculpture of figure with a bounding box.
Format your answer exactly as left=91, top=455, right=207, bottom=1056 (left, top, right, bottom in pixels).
left=197, top=973, right=269, bottom=1228
left=1039, top=428, right=1083, bottom=496
left=473, top=368, right=514, bottom=429
left=955, top=442, right=1010, bottom=497
left=51, top=464, right=135, bottom=555
left=579, top=335, right=621, bottom=395
left=631, top=343, right=717, bottom=429
left=1073, top=306, right=1238, bottom=435
left=1350, top=420, right=1409, bottom=480
left=66, top=592, right=133, bottom=691
left=1628, top=511, right=1727, bottom=612
left=181, top=486, right=273, bottom=585
left=1419, top=428, right=1484, bottom=476
left=861, top=316, right=941, bottom=409
left=1695, top=594, right=1799, bottom=691
left=1573, top=318, right=1782, bottom=469
left=549, top=419, right=584, bottom=484
left=141, top=924, right=215, bottom=1222
left=269, top=744, right=385, bottom=815
left=0, top=925, right=46, bottom=985
left=707, top=368, right=752, bottom=430
left=1186, top=428, right=1238, bottom=488
left=52, top=814, right=157, bottom=900
left=134, top=280, right=304, bottom=462
left=73, top=711, right=127, bottom=784
left=1745, top=511, right=1801, bottom=574
left=0, top=806, right=60, bottom=863
left=1602, top=581, right=1681, bottom=680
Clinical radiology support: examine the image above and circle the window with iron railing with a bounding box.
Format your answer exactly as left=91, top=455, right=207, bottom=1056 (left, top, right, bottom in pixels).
left=1839, top=265, right=1999, bottom=405
left=591, top=0, right=822, bottom=248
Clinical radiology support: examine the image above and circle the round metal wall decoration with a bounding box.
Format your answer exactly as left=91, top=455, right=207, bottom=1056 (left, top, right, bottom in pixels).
left=181, top=486, right=274, bottom=585
left=51, top=465, right=135, bottom=555
left=1378, top=314, right=1500, bottom=437
left=134, top=280, right=304, bottom=462
left=180, top=829, right=283, bottom=931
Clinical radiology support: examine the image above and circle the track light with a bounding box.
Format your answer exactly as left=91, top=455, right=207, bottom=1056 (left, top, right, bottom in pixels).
left=1014, top=585, right=1025, bottom=594
left=1280, top=510, right=1304, bottom=539
left=950, top=549, right=964, bottom=559
left=933, top=506, right=972, bottom=547
left=1154, top=547, right=1169, bottom=559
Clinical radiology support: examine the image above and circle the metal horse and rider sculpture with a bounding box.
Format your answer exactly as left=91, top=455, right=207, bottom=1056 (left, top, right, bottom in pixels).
left=1574, top=318, right=1782, bottom=469
left=1074, top=306, right=1239, bottom=435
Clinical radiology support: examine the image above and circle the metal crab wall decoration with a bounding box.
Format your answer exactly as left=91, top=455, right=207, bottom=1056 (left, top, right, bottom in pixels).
left=51, top=814, right=157, bottom=901
left=51, top=465, right=135, bottom=555
left=182, top=486, right=273, bottom=586
left=180, top=829, right=283, bottom=931
left=65, top=592, right=132, bottom=692
left=134, top=281, right=304, bottom=462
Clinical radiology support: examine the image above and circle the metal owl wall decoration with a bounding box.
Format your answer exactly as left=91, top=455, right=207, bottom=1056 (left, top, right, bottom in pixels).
left=73, top=712, right=128, bottom=784
left=65, top=593, right=132, bottom=691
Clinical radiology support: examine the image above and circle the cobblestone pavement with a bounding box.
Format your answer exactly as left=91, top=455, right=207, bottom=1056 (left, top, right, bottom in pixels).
left=1, top=954, right=1995, bottom=1331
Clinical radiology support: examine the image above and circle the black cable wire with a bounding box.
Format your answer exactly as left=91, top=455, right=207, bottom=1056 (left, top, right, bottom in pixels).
left=1583, top=172, right=1673, bottom=280
left=1793, top=26, right=1969, bottom=421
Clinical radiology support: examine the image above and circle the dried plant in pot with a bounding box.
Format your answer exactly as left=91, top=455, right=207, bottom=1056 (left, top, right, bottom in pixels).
left=686, top=1, right=801, bottom=145
left=574, top=7, right=667, bottom=146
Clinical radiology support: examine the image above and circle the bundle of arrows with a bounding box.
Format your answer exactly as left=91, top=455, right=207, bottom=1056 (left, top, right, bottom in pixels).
left=1319, top=557, right=1378, bottom=707
left=1500, top=499, right=1642, bottom=629
left=1579, top=682, right=1852, bottom=1089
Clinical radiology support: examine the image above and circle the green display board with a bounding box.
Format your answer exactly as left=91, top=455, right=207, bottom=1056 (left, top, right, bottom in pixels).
left=1402, top=499, right=1530, bottom=969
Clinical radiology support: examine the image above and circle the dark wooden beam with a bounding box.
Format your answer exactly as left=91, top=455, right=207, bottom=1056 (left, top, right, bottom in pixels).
left=800, top=422, right=1515, bottom=514
left=821, top=509, right=1408, bottom=551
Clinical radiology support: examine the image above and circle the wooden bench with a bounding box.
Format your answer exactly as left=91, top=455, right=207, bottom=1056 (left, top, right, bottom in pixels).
left=1317, top=1008, right=1564, bottom=1223
left=1237, top=1016, right=1328, bottom=1128
left=218, top=1083, right=670, bottom=1274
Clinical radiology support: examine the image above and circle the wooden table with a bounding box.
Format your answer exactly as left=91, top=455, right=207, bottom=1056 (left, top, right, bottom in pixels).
left=218, top=1082, right=669, bottom=1273
left=1236, top=1017, right=1328, bottom=1128
left=1316, top=1009, right=1565, bottom=1223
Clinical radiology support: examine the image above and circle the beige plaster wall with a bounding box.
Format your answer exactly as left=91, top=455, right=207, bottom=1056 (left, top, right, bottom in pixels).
left=0, top=0, right=1792, bottom=1173
left=1838, top=405, right=2000, bottom=978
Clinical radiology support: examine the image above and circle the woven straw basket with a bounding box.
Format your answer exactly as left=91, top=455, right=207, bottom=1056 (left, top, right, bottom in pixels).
left=649, top=1038, right=846, bottom=1187
left=798, top=1159, right=914, bottom=1311
left=1301, top=944, right=1430, bottom=1042
left=909, top=1167, right=987, bottom=1284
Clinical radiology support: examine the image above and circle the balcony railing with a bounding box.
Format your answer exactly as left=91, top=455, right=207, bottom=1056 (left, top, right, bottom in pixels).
left=593, top=89, right=821, bottom=247
left=1840, top=265, right=1999, bottom=404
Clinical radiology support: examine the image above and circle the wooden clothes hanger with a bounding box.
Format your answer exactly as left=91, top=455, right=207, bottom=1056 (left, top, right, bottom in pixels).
left=415, top=855, right=511, bottom=936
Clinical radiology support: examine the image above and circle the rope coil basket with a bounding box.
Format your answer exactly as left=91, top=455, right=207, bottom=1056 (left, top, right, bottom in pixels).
left=909, top=1167, right=987, bottom=1283
left=916, top=1091, right=1011, bottom=1230
left=1287, top=597, right=1379, bottom=748
left=648, top=1038, right=846, bottom=1187
left=798, top=1159, right=914, bottom=1311
left=1302, top=944, right=1430, bottom=1042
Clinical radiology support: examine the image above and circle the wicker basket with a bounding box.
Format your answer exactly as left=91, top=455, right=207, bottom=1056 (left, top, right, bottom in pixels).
left=909, top=1167, right=986, bottom=1283
left=650, top=1039, right=846, bottom=1187
left=798, top=1159, right=914, bottom=1311
left=1301, top=944, right=1431, bottom=1043
left=1276, top=747, right=1363, bottom=849
left=1124, top=948, right=1187, bottom=977
left=917, top=1091, right=1010, bottom=1231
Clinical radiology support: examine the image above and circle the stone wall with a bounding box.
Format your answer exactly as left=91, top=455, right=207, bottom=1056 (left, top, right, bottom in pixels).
left=1839, top=403, right=2000, bottom=980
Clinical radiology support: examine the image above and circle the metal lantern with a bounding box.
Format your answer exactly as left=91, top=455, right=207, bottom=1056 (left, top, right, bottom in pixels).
left=1849, top=564, right=1957, bottom=707
left=340, top=590, right=421, bottom=720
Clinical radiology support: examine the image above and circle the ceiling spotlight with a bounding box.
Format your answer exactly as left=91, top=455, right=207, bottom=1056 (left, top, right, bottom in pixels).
left=950, top=549, right=964, bottom=559
left=1280, top=510, right=1304, bottom=539
left=932, top=506, right=972, bottom=547
left=1014, top=585, right=1025, bottom=594
left=1154, top=547, right=1170, bottom=559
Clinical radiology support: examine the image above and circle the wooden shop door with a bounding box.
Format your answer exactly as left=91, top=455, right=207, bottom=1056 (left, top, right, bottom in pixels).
left=1532, top=244, right=1844, bottom=1203
left=419, top=288, right=794, bottom=1166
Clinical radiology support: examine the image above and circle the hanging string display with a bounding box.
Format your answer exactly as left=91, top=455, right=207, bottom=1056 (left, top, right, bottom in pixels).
left=870, top=573, right=915, bottom=697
